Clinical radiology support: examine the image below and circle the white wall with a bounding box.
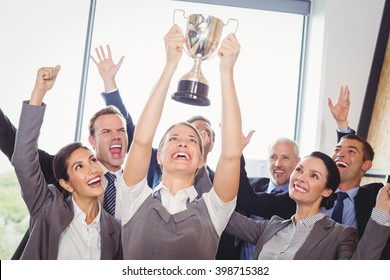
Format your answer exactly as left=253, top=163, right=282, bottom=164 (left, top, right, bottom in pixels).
left=299, top=0, right=385, bottom=157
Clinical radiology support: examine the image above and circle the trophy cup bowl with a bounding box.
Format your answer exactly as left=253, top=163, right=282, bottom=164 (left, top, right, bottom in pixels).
left=172, top=13, right=224, bottom=106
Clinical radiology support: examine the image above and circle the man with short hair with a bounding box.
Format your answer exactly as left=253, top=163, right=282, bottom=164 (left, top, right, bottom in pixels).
left=252, top=137, right=300, bottom=193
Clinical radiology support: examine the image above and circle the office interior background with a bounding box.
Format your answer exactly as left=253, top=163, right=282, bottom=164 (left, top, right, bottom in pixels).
left=0, top=0, right=388, bottom=259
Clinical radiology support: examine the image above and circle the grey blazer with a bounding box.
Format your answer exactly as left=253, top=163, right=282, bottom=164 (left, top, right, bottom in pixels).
left=226, top=211, right=390, bottom=259
left=11, top=102, right=122, bottom=260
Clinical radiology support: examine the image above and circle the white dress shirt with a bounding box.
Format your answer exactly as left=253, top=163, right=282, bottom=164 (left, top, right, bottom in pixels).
left=118, top=177, right=236, bottom=236
left=57, top=197, right=101, bottom=260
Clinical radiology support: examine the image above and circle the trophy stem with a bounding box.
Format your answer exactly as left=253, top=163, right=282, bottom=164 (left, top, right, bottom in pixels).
left=182, top=57, right=208, bottom=85
left=172, top=56, right=210, bottom=106
left=192, top=57, right=203, bottom=80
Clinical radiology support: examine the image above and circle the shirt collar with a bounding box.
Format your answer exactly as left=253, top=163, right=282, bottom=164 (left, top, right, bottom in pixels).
left=98, top=162, right=122, bottom=177
left=71, top=196, right=101, bottom=228
left=153, top=182, right=198, bottom=202
left=335, top=187, right=359, bottom=201
left=287, top=212, right=326, bottom=228
left=268, top=181, right=289, bottom=193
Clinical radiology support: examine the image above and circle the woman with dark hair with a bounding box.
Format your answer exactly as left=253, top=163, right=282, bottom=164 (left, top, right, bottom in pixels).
left=11, top=65, right=122, bottom=259
left=226, top=151, right=390, bottom=259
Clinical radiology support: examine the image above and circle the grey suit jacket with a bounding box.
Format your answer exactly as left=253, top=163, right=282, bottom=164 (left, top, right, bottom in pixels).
left=226, top=211, right=390, bottom=259
left=11, top=102, right=122, bottom=260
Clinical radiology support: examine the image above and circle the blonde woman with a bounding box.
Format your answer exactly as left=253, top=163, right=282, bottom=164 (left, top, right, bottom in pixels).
left=118, top=24, right=242, bottom=259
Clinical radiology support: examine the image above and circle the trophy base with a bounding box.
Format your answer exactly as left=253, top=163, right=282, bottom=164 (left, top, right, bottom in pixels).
left=172, top=80, right=210, bottom=106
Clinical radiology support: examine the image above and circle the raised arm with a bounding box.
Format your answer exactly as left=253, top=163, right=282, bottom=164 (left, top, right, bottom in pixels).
left=352, top=184, right=390, bottom=259
left=91, top=45, right=136, bottom=150
left=92, top=45, right=162, bottom=188
left=236, top=156, right=296, bottom=219
left=213, top=34, right=242, bottom=203
left=1, top=108, right=57, bottom=186
left=90, top=45, right=124, bottom=93
left=11, top=65, right=61, bottom=216
left=327, top=85, right=357, bottom=142
left=123, top=25, right=184, bottom=187
left=328, top=85, right=350, bottom=131
left=0, top=108, right=17, bottom=161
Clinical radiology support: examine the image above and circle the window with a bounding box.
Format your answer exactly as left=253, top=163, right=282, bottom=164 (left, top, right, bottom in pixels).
left=0, top=0, right=308, bottom=258
left=0, top=0, right=90, bottom=259
left=84, top=0, right=308, bottom=173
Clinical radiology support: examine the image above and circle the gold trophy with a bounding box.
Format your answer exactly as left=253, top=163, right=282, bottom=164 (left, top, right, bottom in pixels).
left=172, top=10, right=238, bottom=106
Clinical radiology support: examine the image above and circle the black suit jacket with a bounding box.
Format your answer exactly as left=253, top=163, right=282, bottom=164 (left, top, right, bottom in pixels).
left=249, top=177, right=270, bottom=193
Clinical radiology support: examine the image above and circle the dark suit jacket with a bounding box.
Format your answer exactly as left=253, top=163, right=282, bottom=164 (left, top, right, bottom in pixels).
left=249, top=177, right=270, bottom=193
left=337, top=128, right=356, bottom=142
left=11, top=102, right=122, bottom=259
left=226, top=211, right=390, bottom=259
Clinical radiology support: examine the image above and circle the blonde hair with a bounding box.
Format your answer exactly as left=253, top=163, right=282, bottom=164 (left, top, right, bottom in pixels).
left=158, top=122, right=204, bottom=157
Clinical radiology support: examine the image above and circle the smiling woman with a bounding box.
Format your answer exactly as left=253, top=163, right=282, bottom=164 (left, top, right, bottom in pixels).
left=117, top=24, right=242, bottom=260
left=226, top=151, right=390, bottom=260
left=10, top=66, right=122, bottom=260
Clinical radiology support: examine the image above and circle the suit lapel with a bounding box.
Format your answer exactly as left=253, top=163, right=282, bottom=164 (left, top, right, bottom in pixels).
left=194, top=166, right=212, bottom=198
left=294, top=216, right=334, bottom=259
left=100, top=211, right=117, bottom=259
left=253, top=217, right=289, bottom=258
left=48, top=193, right=74, bottom=259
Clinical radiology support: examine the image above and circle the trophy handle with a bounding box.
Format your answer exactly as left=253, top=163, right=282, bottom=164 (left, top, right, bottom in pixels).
left=225, top=18, right=239, bottom=34
left=207, top=18, right=239, bottom=60
left=173, top=9, right=188, bottom=24
left=173, top=9, right=191, bottom=58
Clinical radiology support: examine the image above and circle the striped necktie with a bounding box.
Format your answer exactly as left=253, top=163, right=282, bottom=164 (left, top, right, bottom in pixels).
left=103, top=172, right=116, bottom=216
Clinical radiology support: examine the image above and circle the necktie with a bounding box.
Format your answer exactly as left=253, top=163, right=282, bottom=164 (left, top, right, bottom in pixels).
left=331, top=192, right=348, bottom=223
left=271, top=188, right=284, bottom=194
left=103, top=172, right=116, bottom=217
